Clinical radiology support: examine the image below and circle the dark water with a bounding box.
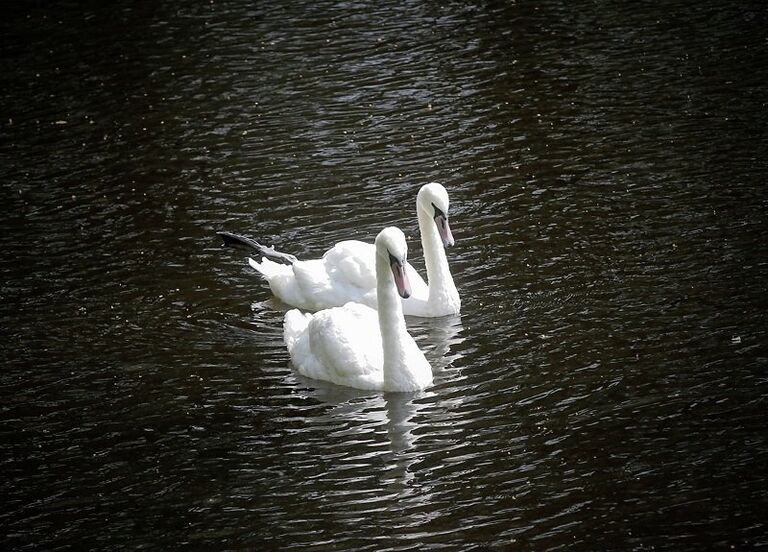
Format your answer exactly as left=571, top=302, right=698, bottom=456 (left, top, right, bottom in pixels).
left=2, top=1, right=767, bottom=549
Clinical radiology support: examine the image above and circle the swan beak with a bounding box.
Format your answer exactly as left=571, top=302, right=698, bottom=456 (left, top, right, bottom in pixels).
left=435, top=214, right=455, bottom=247
left=390, top=259, right=412, bottom=299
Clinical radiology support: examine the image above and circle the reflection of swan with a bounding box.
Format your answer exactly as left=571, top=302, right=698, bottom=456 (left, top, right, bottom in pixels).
left=217, top=183, right=460, bottom=317
left=283, top=227, right=433, bottom=392
left=384, top=392, right=420, bottom=454
left=288, top=378, right=427, bottom=493
left=410, top=313, right=465, bottom=379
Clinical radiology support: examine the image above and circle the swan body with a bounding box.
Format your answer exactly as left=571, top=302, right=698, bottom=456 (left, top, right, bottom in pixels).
left=221, top=183, right=460, bottom=317
left=283, top=227, right=433, bottom=392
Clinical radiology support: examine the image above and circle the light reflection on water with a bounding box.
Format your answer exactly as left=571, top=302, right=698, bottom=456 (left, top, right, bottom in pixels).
left=2, top=0, right=767, bottom=550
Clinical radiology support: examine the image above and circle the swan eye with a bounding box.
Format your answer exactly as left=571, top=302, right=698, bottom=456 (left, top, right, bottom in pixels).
left=432, top=203, right=446, bottom=220
left=388, top=251, right=405, bottom=265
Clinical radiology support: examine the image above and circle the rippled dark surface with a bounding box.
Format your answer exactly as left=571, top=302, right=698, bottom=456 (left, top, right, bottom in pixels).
left=2, top=1, right=767, bottom=549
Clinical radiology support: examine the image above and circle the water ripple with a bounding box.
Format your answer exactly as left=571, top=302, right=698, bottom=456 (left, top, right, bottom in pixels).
left=2, top=0, right=767, bottom=550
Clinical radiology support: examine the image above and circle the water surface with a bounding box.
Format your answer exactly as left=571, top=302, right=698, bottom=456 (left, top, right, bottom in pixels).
left=2, top=1, right=767, bottom=550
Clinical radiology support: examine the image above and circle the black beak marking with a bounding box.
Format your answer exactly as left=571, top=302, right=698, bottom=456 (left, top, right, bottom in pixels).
left=388, top=251, right=404, bottom=267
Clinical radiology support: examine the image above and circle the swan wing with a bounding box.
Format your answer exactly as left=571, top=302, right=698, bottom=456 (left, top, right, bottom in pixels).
left=252, top=244, right=378, bottom=311
left=323, top=241, right=429, bottom=307
left=323, top=240, right=377, bottom=291
left=302, top=303, right=384, bottom=389
left=289, top=259, right=342, bottom=310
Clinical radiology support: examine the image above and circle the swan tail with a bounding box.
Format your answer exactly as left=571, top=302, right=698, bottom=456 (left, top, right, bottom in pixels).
left=217, top=231, right=298, bottom=265
left=248, top=257, right=291, bottom=279
left=249, top=258, right=316, bottom=309
left=284, top=309, right=312, bottom=352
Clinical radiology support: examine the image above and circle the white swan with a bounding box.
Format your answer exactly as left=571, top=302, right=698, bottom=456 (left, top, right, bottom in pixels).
left=283, top=227, right=432, bottom=392
left=217, top=182, right=460, bottom=317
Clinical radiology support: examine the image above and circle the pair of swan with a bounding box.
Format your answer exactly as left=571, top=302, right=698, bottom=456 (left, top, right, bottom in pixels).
left=219, top=183, right=459, bottom=392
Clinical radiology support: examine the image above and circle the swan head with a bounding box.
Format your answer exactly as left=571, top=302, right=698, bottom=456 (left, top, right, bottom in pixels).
left=376, top=226, right=412, bottom=299
left=417, top=182, right=454, bottom=247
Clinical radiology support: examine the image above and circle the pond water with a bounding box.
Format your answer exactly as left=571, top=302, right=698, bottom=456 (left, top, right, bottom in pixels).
left=2, top=1, right=767, bottom=549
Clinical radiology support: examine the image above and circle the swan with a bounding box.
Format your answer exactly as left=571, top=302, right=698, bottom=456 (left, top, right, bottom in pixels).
left=283, top=227, right=432, bottom=392
left=217, top=182, right=460, bottom=317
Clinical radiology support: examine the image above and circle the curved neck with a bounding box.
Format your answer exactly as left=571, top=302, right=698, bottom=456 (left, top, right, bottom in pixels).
left=417, top=207, right=458, bottom=305
left=375, top=253, right=410, bottom=385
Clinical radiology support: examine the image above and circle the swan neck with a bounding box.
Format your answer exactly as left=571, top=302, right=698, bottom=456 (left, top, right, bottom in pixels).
left=417, top=207, right=458, bottom=304
left=376, top=252, right=410, bottom=380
